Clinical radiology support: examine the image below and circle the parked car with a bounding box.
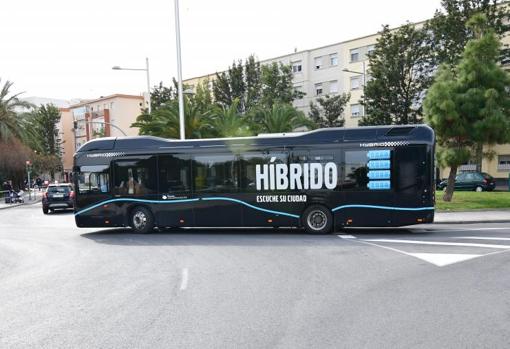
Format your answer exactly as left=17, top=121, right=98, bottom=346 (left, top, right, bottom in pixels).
left=42, top=183, right=74, bottom=214
left=437, top=172, right=496, bottom=192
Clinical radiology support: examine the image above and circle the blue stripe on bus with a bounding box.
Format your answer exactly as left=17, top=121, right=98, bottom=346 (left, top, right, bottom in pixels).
left=201, top=197, right=301, bottom=219
left=74, top=198, right=199, bottom=216
left=332, top=204, right=434, bottom=212
left=74, top=197, right=433, bottom=218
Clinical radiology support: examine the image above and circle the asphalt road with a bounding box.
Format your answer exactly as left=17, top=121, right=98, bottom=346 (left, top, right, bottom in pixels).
left=1, top=204, right=510, bottom=348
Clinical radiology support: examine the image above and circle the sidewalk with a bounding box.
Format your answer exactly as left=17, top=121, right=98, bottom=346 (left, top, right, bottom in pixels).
left=0, top=191, right=43, bottom=210
left=435, top=209, right=510, bottom=224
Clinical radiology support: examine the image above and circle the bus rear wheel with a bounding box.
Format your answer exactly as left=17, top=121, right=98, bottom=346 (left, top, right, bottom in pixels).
left=302, top=205, right=333, bottom=234
left=130, top=206, right=154, bottom=234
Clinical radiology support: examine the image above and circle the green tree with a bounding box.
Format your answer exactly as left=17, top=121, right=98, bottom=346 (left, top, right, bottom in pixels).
left=249, top=103, right=315, bottom=133
left=150, top=81, right=176, bottom=111
left=424, top=14, right=510, bottom=202
left=132, top=97, right=213, bottom=139
left=0, top=79, right=32, bottom=142
left=260, top=62, right=304, bottom=108
left=210, top=99, right=253, bottom=138
left=360, top=24, right=434, bottom=126
left=427, top=0, right=510, bottom=68
left=244, top=55, right=262, bottom=110
left=308, top=93, right=351, bottom=128
left=23, top=104, right=63, bottom=179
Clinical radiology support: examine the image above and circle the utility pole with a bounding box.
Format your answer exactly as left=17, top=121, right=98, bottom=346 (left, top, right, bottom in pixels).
left=26, top=160, right=32, bottom=201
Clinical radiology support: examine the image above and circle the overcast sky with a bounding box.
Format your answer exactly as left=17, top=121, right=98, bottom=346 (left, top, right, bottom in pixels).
left=1, top=0, right=442, bottom=100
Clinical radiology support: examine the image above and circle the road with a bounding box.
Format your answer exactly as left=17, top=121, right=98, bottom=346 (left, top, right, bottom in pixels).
left=1, top=204, right=509, bottom=348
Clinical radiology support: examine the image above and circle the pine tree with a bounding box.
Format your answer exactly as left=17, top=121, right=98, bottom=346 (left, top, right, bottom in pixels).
left=424, top=13, right=510, bottom=201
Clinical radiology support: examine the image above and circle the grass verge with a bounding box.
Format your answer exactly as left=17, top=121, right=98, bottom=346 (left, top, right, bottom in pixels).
left=435, top=190, right=510, bottom=211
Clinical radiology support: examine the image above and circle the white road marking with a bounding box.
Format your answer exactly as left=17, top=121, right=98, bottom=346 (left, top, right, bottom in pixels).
left=337, top=234, right=357, bottom=239
left=180, top=268, right=188, bottom=291
left=354, top=239, right=490, bottom=267
left=406, top=253, right=481, bottom=267
left=456, top=237, right=510, bottom=241
left=364, top=239, right=510, bottom=249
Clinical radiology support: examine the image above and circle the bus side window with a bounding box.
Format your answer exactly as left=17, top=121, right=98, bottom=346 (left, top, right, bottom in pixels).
left=159, top=155, right=191, bottom=193
left=76, top=166, right=110, bottom=194
left=240, top=153, right=287, bottom=192
left=343, top=150, right=369, bottom=190
left=113, top=158, right=157, bottom=196
left=193, top=154, right=238, bottom=193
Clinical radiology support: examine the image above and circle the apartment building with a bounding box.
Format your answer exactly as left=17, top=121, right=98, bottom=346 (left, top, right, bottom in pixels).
left=70, top=94, right=144, bottom=151
left=183, top=22, right=510, bottom=183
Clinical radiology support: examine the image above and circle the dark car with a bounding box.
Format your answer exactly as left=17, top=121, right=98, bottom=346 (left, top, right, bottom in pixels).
left=42, top=183, right=75, bottom=214
left=437, top=172, right=496, bottom=192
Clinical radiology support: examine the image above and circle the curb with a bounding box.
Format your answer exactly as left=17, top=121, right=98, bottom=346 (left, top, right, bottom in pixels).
left=0, top=197, right=41, bottom=210
left=434, top=219, right=510, bottom=225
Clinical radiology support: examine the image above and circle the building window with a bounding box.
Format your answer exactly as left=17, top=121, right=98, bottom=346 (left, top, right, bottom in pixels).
left=330, top=53, right=338, bottom=66
left=329, top=80, right=338, bottom=94
left=315, top=83, right=323, bottom=96
left=350, top=76, right=362, bottom=90
left=314, top=56, right=322, bottom=70
left=350, top=48, right=360, bottom=62
left=351, top=104, right=363, bottom=118
left=294, top=85, right=304, bottom=99
left=498, top=155, right=510, bottom=171
left=366, top=44, right=375, bottom=56
left=292, top=61, right=302, bottom=73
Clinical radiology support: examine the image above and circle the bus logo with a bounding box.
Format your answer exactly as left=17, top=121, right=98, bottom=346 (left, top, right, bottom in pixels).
left=255, top=157, right=337, bottom=190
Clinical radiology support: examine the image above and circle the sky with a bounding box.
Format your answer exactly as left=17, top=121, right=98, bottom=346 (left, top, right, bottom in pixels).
left=1, top=0, right=442, bottom=100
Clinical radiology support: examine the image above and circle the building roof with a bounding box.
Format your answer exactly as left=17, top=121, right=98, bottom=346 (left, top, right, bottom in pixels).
left=70, top=94, right=144, bottom=108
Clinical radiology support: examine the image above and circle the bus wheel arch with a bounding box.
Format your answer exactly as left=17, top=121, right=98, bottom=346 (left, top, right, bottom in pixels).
left=301, top=204, right=333, bottom=234
left=129, top=205, right=155, bottom=234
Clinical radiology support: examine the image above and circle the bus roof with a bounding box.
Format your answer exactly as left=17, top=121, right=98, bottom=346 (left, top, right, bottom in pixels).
left=76, top=125, right=434, bottom=153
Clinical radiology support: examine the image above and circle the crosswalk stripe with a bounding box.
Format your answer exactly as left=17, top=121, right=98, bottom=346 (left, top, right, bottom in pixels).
left=455, top=237, right=510, bottom=241
left=364, top=239, right=510, bottom=249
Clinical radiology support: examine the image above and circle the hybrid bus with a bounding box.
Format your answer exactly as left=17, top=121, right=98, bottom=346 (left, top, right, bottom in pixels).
left=73, top=125, right=435, bottom=234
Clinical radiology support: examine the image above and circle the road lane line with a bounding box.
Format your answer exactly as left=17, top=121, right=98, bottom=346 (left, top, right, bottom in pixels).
left=180, top=268, right=188, bottom=291
left=364, top=239, right=510, bottom=249
left=455, top=237, right=510, bottom=241
left=337, top=234, right=357, bottom=239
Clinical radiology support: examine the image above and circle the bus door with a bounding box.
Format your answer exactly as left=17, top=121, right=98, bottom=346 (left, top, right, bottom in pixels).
left=239, top=151, right=297, bottom=228
left=191, top=154, right=243, bottom=227
left=394, top=145, right=431, bottom=224
left=157, top=154, right=194, bottom=227
left=75, top=165, right=114, bottom=226
left=340, top=148, right=395, bottom=226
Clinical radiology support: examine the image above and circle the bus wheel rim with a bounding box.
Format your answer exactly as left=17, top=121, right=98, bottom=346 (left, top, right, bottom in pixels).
left=133, top=211, right=147, bottom=230
left=307, top=210, right=327, bottom=231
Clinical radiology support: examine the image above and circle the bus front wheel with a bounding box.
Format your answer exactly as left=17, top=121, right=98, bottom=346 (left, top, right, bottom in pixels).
left=302, top=205, right=333, bottom=234
left=130, top=206, right=154, bottom=234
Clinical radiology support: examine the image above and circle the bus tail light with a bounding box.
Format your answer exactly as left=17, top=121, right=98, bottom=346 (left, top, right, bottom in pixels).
left=346, top=219, right=353, bottom=225
left=267, top=219, right=273, bottom=223
left=179, top=219, right=185, bottom=223
left=417, top=218, right=424, bottom=223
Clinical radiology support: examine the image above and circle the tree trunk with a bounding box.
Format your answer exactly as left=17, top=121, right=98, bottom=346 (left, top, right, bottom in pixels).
left=475, top=143, right=483, bottom=172
left=443, top=166, right=458, bottom=202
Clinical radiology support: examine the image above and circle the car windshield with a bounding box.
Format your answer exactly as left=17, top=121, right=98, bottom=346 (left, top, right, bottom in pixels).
left=47, top=186, right=71, bottom=193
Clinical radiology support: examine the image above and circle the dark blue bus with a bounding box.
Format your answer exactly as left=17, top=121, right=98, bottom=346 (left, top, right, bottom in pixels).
left=73, top=125, right=435, bottom=234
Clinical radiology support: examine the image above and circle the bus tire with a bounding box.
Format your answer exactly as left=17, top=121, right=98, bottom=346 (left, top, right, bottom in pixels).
left=130, top=206, right=154, bottom=234
left=302, top=205, right=333, bottom=234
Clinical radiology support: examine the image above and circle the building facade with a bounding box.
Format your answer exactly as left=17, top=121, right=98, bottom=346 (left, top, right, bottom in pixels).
left=70, top=94, right=144, bottom=151
left=183, top=21, right=510, bottom=183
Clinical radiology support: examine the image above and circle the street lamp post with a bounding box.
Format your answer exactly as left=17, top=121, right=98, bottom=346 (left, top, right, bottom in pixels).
left=174, top=0, right=185, bottom=140
left=112, top=58, right=152, bottom=114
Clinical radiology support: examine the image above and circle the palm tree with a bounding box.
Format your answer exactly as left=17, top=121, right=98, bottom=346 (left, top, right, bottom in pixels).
left=0, top=79, right=32, bottom=142
left=249, top=103, right=316, bottom=134
left=210, top=99, right=253, bottom=138
left=132, top=97, right=214, bottom=139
